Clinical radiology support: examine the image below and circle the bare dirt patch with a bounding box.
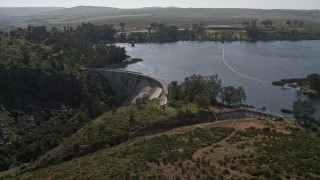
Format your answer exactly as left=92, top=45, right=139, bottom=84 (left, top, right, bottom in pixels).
left=221, top=120, right=266, bottom=130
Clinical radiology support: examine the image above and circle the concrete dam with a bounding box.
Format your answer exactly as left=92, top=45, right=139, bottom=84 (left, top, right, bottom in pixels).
left=87, top=68, right=168, bottom=106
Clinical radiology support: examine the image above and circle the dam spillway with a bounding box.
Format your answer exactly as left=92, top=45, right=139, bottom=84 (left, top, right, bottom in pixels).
left=86, top=68, right=168, bottom=106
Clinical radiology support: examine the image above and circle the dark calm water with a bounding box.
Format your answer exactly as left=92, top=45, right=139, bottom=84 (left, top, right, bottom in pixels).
left=117, top=41, right=320, bottom=118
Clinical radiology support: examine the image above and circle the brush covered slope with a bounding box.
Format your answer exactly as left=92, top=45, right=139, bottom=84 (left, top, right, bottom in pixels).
left=1, top=117, right=319, bottom=179
left=22, top=99, right=177, bottom=172
left=0, top=25, right=131, bottom=172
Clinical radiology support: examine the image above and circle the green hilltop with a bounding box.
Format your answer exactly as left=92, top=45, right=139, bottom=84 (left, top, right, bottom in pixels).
left=1, top=6, right=320, bottom=28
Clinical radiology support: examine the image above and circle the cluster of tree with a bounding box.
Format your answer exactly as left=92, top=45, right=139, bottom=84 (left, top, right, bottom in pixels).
left=220, top=31, right=239, bottom=41
left=220, top=86, right=246, bottom=106
left=0, top=67, right=115, bottom=118
left=149, top=23, right=180, bottom=42
left=0, top=68, right=117, bottom=170
left=177, top=23, right=237, bottom=41
left=117, top=22, right=126, bottom=42
left=293, top=99, right=316, bottom=127
left=286, top=20, right=304, bottom=26
left=89, top=44, right=130, bottom=67
left=75, top=23, right=115, bottom=44
left=0, top=24, right=128, bottom=170
left=261, top=20, right=273, bottom=27
left=10, top=23, right=116, bottom=45
left=0, top=105, right=93, bottom=170
left=242, top=19, right=310, bottom=41
left=242, top=19, right=262, bottom=40
left=8, top=23, right=128, bottom=68
left=168, top=74, right=246, bottom=110
left=191, top=23, right=207, bottom=39
left=123, top=22, right=217, bottom=43
left=307, top=73, right=320, bottom=92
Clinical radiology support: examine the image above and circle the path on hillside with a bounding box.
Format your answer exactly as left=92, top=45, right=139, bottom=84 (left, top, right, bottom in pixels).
left=129, top=108, right=281, bottom=139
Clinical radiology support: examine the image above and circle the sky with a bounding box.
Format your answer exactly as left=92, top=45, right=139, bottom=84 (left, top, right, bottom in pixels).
left=0, top=0, right=319, bottom=10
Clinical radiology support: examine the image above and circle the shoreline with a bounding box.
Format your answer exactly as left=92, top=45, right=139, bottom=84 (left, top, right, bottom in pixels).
left=117, top=39, right=320, bottom=44
left=107, top=58, right=143, bottom=68
left=272, top=77, right=319, bottom=96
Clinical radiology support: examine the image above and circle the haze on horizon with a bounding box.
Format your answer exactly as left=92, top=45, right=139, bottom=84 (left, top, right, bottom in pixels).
left=0, top=0, right=319, bottom=10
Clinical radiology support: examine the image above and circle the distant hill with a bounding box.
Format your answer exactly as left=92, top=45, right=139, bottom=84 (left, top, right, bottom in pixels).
left=0, top=7, right=65, bottom=16
left=1, top=6, right=320, bottom=29
left=0, top=7, right=65, bottom=30
left=43, top=6, right=119, bottom=16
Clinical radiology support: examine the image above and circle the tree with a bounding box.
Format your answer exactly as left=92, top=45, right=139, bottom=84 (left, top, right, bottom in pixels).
left=9, top=30, right=16, bottom=37
left=90, top=44, right=130, bottom=67
left=221, top=86, right=246, bottom=106
left=147, top=27, right=151, bottom=39
left=91, top=96, right=108, bottom=118
left=150, top=22, right=159, bottom=31
left=299, top=21, right=304, bottom=26
left=129, top=106, right=135, bottom=124
left=22, top=50, right=30, bottom=65
left=153, top=24, right=179, bottom=42
left=243, top=19, right=260, bottom=40
left=195, top=94, right=210, bottom=111
left=51, top=27, right=58, bottom=33
left=181, top=74, right=206, bottom=102
left=105, top=45, right=130, bottom=64
left=25, top=25, right=47, bottom=43
left=119, top=22, right=126, bottom=32
left=293, top=99, right=315, bottom=125
left=286, top=20, right=292, bottom=26
left=75, top=23, right=116, bottom=43
left=221, top=86, right=234, bottom=106
left=204, top=75, right=222, bottom=103
left=293, top=20, right=299, bottom=26
left=0, top=156, right=10, bottom=171
left=235, top=87, right=246, bottom=106
left=192, top=23, right=205, bottom=39
left=168, top=74, right=223, bottom=106
left=261, top=20, right=268, bottom=27
left=136, top=94, right=148, bottom=109
left=261, top=20, right=273, bottom=27
left=168, top=81, right=181, bottom=100
left=307, top=73, right=320, bottom=92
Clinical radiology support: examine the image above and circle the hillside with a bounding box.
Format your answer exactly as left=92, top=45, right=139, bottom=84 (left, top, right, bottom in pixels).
left=0, top=24, right=133, bottom=171
left=22, top=99, right=177, bottom=172
left=1, top=6, right=320, bottom=29
left=0, top=7, right=65, bottom=16
left=1, top=117, right=319, bottom=179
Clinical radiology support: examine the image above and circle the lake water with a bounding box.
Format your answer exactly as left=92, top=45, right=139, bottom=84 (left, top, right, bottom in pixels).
left=117, top=41, right=320, bottom=118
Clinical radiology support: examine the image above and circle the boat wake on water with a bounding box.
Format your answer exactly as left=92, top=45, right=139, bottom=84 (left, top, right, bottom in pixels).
left=222, top=44, right=271, bottom=84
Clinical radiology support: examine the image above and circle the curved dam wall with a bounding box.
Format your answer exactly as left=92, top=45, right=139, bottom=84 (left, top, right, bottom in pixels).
left=87, top=68, right=168, bottom=105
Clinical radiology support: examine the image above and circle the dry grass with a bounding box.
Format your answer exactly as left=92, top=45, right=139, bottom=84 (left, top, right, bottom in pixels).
left=2, top=110, right=316, bottom=180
